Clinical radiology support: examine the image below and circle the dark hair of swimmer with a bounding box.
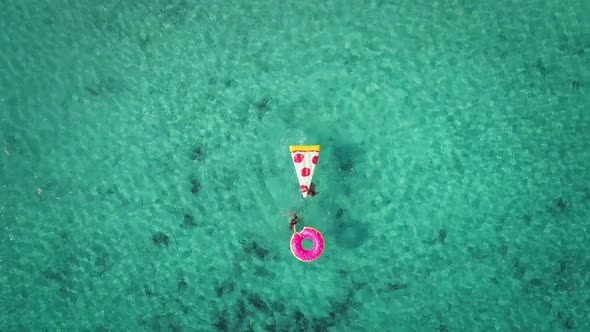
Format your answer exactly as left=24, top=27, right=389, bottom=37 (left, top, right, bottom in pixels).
left=308, top=182, right=319, bottom=197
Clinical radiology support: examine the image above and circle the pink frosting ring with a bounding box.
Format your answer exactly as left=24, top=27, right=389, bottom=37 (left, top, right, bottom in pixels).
left=290, top=227, right=325, bottom=262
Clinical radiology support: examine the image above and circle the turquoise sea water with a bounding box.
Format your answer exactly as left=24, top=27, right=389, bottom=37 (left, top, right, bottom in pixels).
left=1, top=0, right=590, bottom=331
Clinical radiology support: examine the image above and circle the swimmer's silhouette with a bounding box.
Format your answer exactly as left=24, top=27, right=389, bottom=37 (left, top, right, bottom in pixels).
left=289, top=212, right=299, bottom=232
left=308, top=182, right=319, bottom=197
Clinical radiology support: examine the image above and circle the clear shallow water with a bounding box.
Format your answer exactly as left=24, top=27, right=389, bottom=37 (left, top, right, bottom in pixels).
left=1, top=0, right=589, bottom=331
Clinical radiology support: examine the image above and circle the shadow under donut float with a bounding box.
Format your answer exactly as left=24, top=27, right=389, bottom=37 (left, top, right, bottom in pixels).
left=290, top=227, right=325, bottom=262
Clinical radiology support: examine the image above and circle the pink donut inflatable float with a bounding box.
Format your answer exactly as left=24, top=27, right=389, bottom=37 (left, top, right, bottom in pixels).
left=290, top=227, right=325, bottom=262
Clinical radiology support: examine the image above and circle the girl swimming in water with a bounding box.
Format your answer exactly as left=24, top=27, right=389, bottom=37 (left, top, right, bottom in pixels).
left=289, top=212, right=299, bottom=232
left=308, top=182, right=319, bottom=197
